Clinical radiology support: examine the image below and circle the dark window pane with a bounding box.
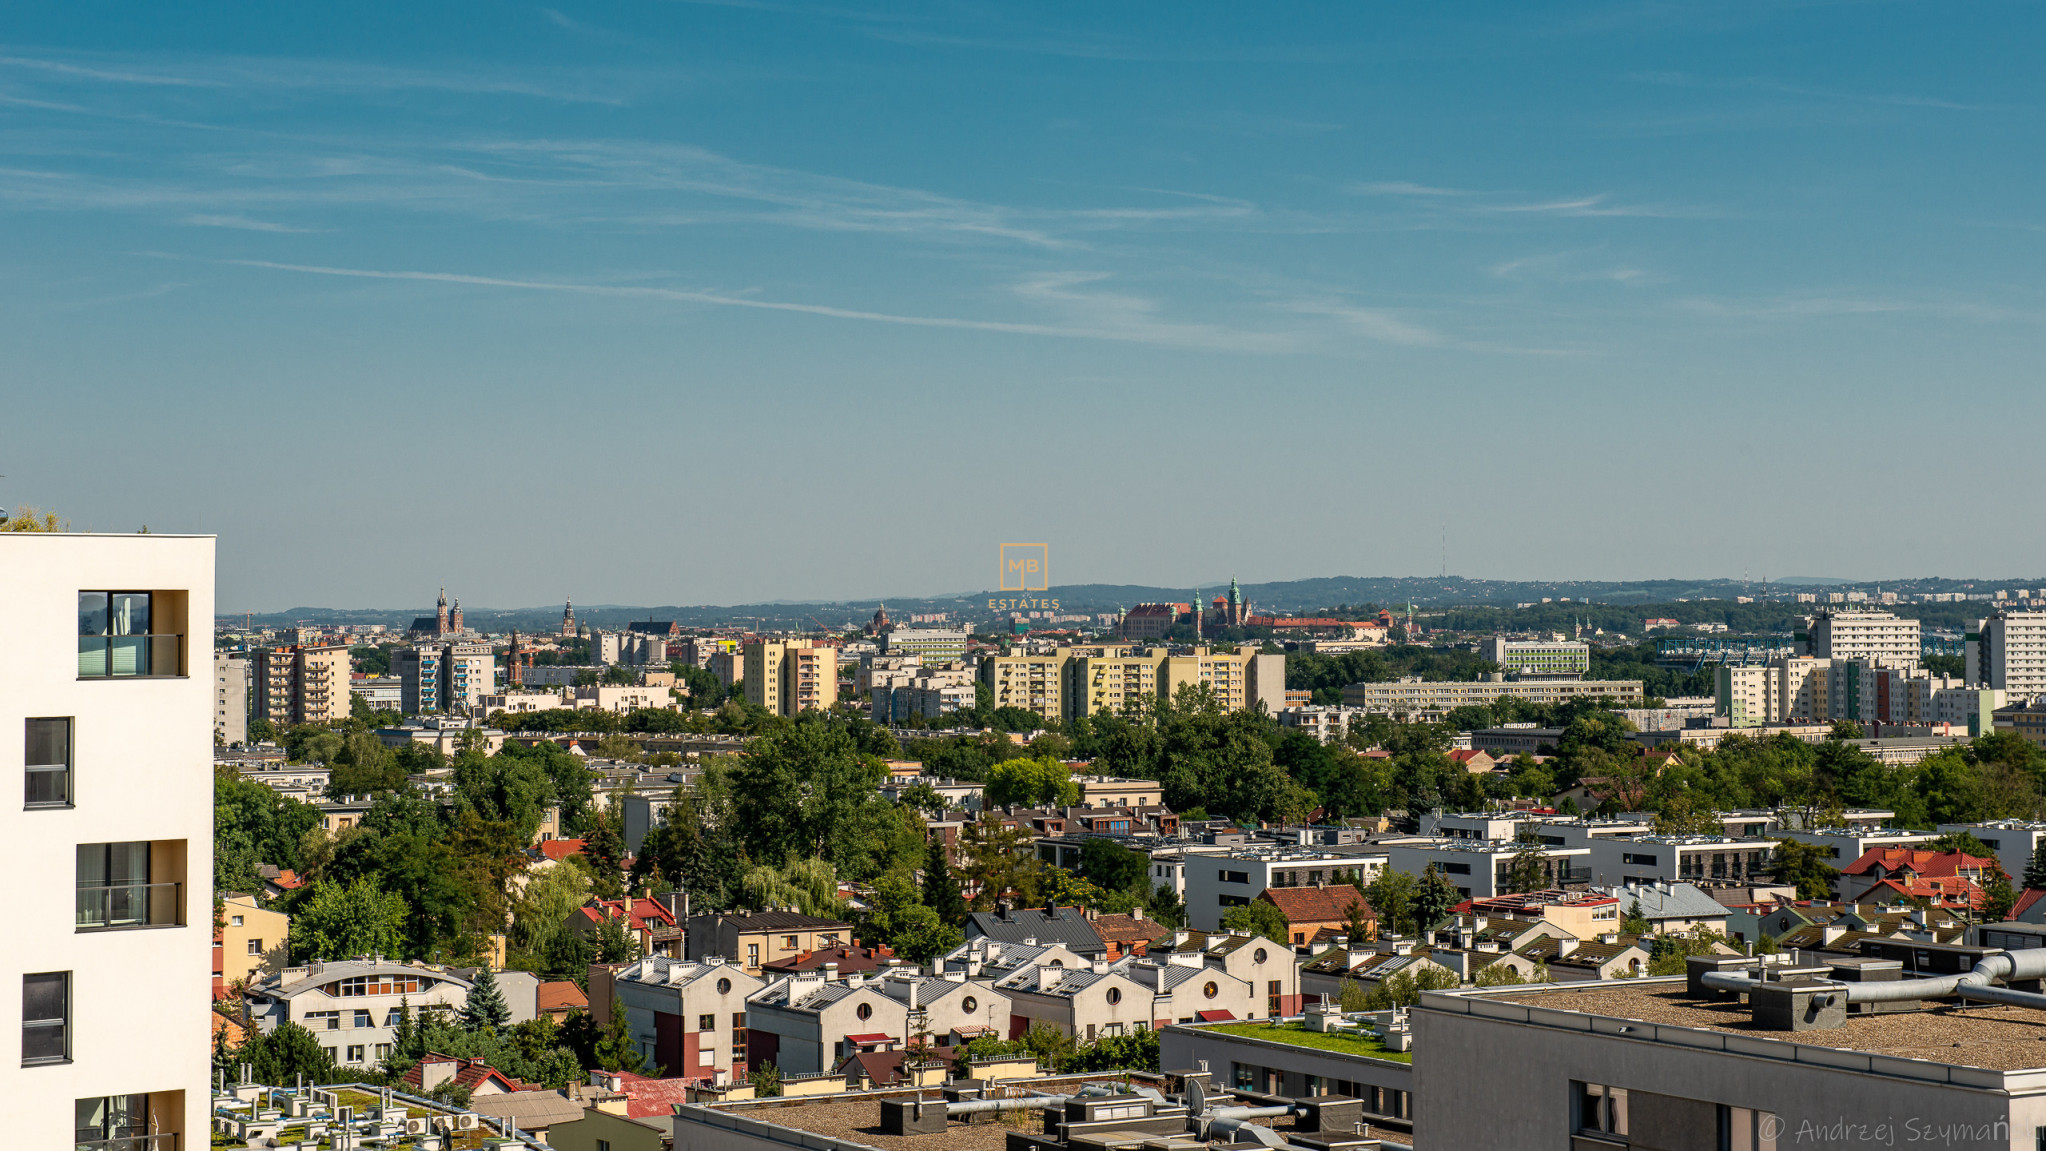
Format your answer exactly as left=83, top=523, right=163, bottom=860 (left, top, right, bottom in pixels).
left=22, top=1021, right=66, bottom=1063
left=78, top=593, right=108, bottom=637
left=26, top=767, right=68, bottom=806
left=23, top=972, right=67, bottom=1020
left=25, top=719, right=69, bottom=768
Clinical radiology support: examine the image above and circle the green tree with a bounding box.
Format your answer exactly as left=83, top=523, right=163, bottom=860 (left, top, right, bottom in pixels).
left=1502, top=836, right=1551, bottom=895
left=235, top=1021, right=339, bottom=1085
left=1341, top=896, right=1375, bottom=944
left=1365, top=965, right=1460, bottom=1008
left=1364, top=870, right=1417, bottom=937
left=740, top=856, right=842, bottom=919
left=1772, top=837, right=1841, bottom=901
left=593, top=915, right=642, bottom=965
left=885, top=904, right=964, bottom=965
left=593, top=1002, right=647, bottom=1073
left=1220, top=899, right=1293, bottom=946
left=290, top=878, right=408, bottom=962
left=1829, top=720, right=1866, bottom=741
left=959, top=814, right=1042, bottom=909
left=922, top=839, right=967, bottom=925
left=984, top=757, right=1079, bottom=808
left=1982, top=868, right=2019, bottom=923
left=461, top=965, right=511, bottom=1032
left=1622, top=900, right=1651, bottom=935
left=2025, top=842, right=2046, bottom=891
left=1078, top=838, right=1146, bottom=894
left=749, top=1061, right=783, bottom=1097
left=1412, top=865, right=1460, bottom=933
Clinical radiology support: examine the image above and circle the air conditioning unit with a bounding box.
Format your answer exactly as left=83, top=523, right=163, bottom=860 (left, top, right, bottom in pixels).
left=405, top=1117, right=430, bottom=1135
left=454, top=1112, right=479, bottom=1130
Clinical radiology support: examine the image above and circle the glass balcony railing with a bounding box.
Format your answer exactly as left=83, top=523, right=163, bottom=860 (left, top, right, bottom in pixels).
left=76, top=882, right=182, bottom=931
left=77, top=635, right=182, bottom=678
left=75, top=1135, right=178, bottom=1151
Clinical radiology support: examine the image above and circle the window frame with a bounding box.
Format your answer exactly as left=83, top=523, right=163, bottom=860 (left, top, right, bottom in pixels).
left=25, top=717, right=74, bottom=809
left=22, top=971, right=71, bottom=1066
left=77, top=591, right=179, bottom=679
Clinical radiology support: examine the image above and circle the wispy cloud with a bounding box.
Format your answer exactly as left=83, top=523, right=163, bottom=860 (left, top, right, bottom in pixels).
left=1352, top=180, right=1707, bottom=220
left=0, top=48, right=636, bottom=105
left=1488, top=251, right=1659, bottom=284
left=220, top=259, right=1301, bottom=352
left=1630, top=70, right=1995, bottom=114
left=1674, top=294, right=2021, bottom=322
left=0, top=54, right=224, bottom=87
left=1286, top=299, right=1442, bottom=347
left=182, top=213, right=315, bottom=232
left=1351, top=180, right=1472, bottom=197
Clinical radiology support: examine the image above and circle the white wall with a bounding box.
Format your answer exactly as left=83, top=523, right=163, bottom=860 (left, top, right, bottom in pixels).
left=0, top=534, right=215, bottom=1145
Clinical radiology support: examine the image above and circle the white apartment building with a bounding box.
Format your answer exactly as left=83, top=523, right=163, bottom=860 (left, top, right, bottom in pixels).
left=1805, top=609, right=1920, bottom=666
left=1180, top=847, right=1367, bottom=931
left=1970, top=611, right=2046, bottom=699
left=1481, top=636, right=1591, bottom=679
left=214, top=651, right=248, bottom=745
left=245, top=959, right=473, bottom=1070
left=1383, top=840, right=1593, bottom=900
left=608, top=955, right=765, bottom=1081
left=1276, top=705, right=1369, bottom=745
left=2, top=533, right=214, bottom=1147
left=1935, top=820, right=2046, bottom=889
left=1585, top=835, right=1776, bottom=886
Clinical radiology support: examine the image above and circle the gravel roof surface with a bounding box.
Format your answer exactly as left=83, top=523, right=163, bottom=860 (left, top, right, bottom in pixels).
left=1496, top=983, right=2046, bottom=1071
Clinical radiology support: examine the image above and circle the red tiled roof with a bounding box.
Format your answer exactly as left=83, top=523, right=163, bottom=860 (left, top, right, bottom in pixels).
left=843, top=1033, right=895, bottom=1046
left=538, top=839, right=586, bottom=862
left=401, top=1054, right=524, bottom=1094
left=574, top=897, right=678, bottom=934
left=1842, top=848, right=1998, bottom=879
left=2013, top=888, right=2046, bottom=920
left=1090, top=914, right=1173, bottom=946
left=1259, top=885, right=1375, bottom=925
left=1856, top=876, right=1985, bottom=910
left=761, top=944, right=894, bottom=975
left=1195, top=1010, right=1236, bottom=1022
left=536, top=980, right=588, bottom=1013
left=609, top=1072, right=697, bottom=1119
left=1447, top=750, right=1493, bottom=763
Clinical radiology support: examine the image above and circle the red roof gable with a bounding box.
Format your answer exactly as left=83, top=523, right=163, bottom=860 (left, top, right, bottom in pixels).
left=2013, top=888, right=2046, bottom=920
left=575, top=897, right=678, bottom=934
left=401, top=1054, right=524, bottom=1094
left=538, top=839, right=586, bottom=862
left=1842, top=848, right=1998, bottom=880
left=608, top=1072, right=697, bottom=1119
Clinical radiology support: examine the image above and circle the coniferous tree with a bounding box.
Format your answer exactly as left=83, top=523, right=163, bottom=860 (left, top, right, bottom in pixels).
left=922, top=839, right=967, bottom=926
left=461, top=965, right=511, bottom=1032
left=2025, top=843, right=2046, bottom=891
left=593, top=1002, right=648, bottom=1074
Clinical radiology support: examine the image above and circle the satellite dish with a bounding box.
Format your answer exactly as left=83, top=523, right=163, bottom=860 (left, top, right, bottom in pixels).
left=1187, top=1074, right=1208, bottom=1117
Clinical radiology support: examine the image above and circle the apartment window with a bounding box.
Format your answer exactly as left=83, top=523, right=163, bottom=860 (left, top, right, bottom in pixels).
left=733, top=1012, right=746, bottom=1029
left=304, top=1011, right=341, bottom=1030
left=747, top=944, right=760, bottom=965
left=699, top=1014, right=716, bottom=1031
left=247, top=939, right=262, bottom=955
left=1622, top=853, right=1659, bottom=866
left=78, top=591, right=178, bottom=677
left=783, top=935, right=800, bottom=949
left=75, top=1095, right=146, bottom=1145
left=25, top=718, right=72, bottom=808
left=375, top=1043, right=392, bottom=1061
left=597, top=1140, right=612, bottom=1151
left=1219, top=869, right=1250, bottom=884
left=346, top=1044, right=365, bottom=1063
left=77, top=841, right=162, bottom=930
left=231, top=914, right=245, bottom=927
left=1721, top=1104, right=1780, bottom=1150
left=1219, top=894, right=1250, bottom=907
left=23, top=972, right=70, bottom=1065
left=354, top=1010, right=373, bottom=1028
left=1574, top=1082, right=1628, bottom=1137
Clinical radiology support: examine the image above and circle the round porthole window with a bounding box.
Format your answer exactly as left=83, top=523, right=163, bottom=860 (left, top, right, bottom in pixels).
left=962, top=996, right=977, bottom=1013
left=1203, top=982, right=1219, bottom=999
left=1106, top=987, right=1122, bottom=1005
left=716, top=978, right=732, bottom=995
left=1253, top=948, right=1268, bottom=964
left=856, top=1003, right=873, bottom=1021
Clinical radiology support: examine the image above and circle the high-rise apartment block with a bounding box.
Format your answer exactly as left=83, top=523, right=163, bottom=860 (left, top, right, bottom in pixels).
left=1805, top=609, right=1921, bottom=666
left=252, top=644, right=351, bottom=726
left=213, top=652, right=248, bottom=745
left=1969, top=611, right=2046, bottom=698
left=1482, top=636, right=1591, bottom=679
left=2, top=532, right=212, bottom=1145
left=977, top=644, right=1283, bottom=726
left=880, top=627, right=970, bottom=663
left=743, top=640, right=839, bottom=716
left=394, top=642, right=496, bottom=715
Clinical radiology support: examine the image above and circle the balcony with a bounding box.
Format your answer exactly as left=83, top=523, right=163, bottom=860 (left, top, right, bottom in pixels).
left=76, top=882, right=183, bottom=931
left=77, top=635, right=183, bottom=679
left=76, top=1136, right=178, bottom=1151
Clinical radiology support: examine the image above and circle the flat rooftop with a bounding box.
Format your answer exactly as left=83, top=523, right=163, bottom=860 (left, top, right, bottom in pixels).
left=1494, top=981, right=2046, bottom=1072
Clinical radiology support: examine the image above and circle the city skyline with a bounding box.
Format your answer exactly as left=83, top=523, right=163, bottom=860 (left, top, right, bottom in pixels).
left=5, top=3, right=2045, bottom=609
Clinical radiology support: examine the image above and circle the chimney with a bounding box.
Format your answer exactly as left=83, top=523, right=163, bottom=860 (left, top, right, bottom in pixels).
left=1132, top=907, right=1144, bottom=922
left=823, top=963, right=839, bottom=980
left=1555, top=938, right=1579, bottom=957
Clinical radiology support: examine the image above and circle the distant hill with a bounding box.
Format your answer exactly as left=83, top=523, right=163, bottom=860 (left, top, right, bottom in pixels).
left=227, top=572, right=2039, bottom=633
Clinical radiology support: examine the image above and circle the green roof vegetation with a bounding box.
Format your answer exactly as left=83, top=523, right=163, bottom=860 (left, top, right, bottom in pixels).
left=1198, top=1021, right=1413, bottom=1063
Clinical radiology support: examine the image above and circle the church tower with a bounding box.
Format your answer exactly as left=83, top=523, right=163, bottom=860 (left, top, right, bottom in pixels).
left=561, top=599, right=576, bottom=638
left=435, top=587, right=450, bottom=635
left=450, top=597, right=463, bottom=634
left=1227, top=576, right=1245, bottom=627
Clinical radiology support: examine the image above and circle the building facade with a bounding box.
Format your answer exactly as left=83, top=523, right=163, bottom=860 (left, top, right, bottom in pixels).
left=743, top=641, right=838, bottom=717
left=253, top=644, right=351, bottom=726
left=1482, top=637, right=1591, bottom=679
left=1, top=532, right=214, bottom=1147
left=1806, top=608, right=1921, bottom=666
left=395, top=642, right=497, bottom=716
left=214, top=652, right=248, bottom=745
left=1970, top=611, right=2046, bottom=699
left=1342, top=676, right=1644, bottom=714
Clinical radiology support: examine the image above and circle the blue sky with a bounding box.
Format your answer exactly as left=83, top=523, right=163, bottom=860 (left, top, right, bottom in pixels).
left=4, top=2, right=2044, bottom=611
